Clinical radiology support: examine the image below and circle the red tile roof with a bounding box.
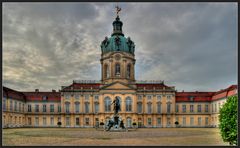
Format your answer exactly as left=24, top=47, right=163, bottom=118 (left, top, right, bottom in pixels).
left=136, top=83, right=173, bottom=90
left=2, top=86, right=26, bottom=101
left=176, top=92, right=215, bottom=102
left=62, top=83, right=101, bottom=91
left=22, top=92, right=61, bottom=102
left=212, top=85, right=237, bottom=101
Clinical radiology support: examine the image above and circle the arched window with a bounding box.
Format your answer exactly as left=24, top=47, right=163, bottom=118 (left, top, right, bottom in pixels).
left=115, top=63, right=120, bottom=76
left=127, top=64, right=131, bottom=78
left=104, top=64, right=109, bottom=78
left=126, top=97, right=132, bottom=112
left=75, top=102, right=80, bottom=113
left=65, top=102, right=70, bottom=113
left=104, top=97, right=111, bottom=112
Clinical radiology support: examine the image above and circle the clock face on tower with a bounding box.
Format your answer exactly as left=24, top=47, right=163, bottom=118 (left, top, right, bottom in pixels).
left=115, top=54, right=121, bottom=61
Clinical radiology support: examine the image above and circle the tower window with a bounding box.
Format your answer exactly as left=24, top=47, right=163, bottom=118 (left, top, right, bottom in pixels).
left=104, top=64, right=110, bottom=78
left=115, top=63, right=120, bottom=76
left=127, top=64, right=131, bottom=78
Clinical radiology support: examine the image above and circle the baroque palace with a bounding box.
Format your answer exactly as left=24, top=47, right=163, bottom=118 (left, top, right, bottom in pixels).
left=2, top=10, right=237, bottom=129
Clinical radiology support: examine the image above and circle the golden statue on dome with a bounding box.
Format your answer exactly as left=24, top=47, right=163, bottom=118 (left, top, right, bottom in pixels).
left=115, top=5, right=121, bottom=16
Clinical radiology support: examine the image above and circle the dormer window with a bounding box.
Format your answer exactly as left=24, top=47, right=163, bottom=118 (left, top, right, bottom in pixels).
left=42, top=96, right=48, bottom=101
left=189, top=96, right=194, bottom=101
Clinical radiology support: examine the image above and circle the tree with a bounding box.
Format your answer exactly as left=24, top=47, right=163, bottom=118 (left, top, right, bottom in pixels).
left=219, top=95, right=238, bottom=145
left=57, top=122, right=62, bottom=127
left=174, top=121, right=179, bottom=127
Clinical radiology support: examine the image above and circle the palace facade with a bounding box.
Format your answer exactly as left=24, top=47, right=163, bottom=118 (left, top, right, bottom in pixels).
left=2, top=12, right=237, bottom=128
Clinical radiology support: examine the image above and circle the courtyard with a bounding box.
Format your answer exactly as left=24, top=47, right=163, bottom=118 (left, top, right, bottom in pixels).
left=3, top=127, right=228, bottom=146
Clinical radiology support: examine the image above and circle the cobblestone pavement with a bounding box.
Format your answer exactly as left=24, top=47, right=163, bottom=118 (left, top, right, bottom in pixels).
left=3, top=128, right=228, bottom=146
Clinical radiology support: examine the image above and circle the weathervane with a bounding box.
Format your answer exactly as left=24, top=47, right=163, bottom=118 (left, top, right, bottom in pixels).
left=115, top=5, right=121, bottom=16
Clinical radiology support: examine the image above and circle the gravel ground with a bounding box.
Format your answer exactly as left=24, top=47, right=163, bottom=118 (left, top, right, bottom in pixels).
left=3, top=128, right=228, bottom=146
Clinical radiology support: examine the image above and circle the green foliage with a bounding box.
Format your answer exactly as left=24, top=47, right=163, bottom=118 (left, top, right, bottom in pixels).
left=219, top=95, right=238, bottom=145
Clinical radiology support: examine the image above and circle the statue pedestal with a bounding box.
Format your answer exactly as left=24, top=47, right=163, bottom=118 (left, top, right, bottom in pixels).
left=105, top=114, right=127, bottom=132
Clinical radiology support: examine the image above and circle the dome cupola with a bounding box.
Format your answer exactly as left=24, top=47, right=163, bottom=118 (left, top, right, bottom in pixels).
left=100, top=6, right=135, bottom=55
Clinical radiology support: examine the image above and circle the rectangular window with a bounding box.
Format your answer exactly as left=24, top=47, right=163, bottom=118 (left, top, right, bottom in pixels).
left=85, top=103, right=89, bottom=113
left=182, top=117, right=186, bottom=126
left=50, top=104, right=54, bottom=112
left=182, top=105, right=186, bottom=113
left=167, top=117, right=171, bottom=126
left=85, top=118, right=89, bottom=125
left=147, top=95, right=152, bottom=100
left=14, top=101, right=17, bottom=111
left=65, top=103, right=70, bottom=113
left=75, top=94, right=80, bottom=99
left=190, top=117, right=194, bottom=126
left=147, top=103, right=152, bottom=114
left=167, top=95, right=171, bottom=100
left=19, top=103, right=21, bottom=112
left=22, top=104, right=25, bottom=112
left=35, top=117, right=39, bottom=126
left=218, top=103, right=221, bottom=112
left=212, top=104, right=214, bottom=112
left=197, top=105, right=201, bottom=113
left=58, top=117, right=61, bottom=122
left=10, top=100, right=13, bottom=111
left=157, top=118, right=161, bottom=126
left=3, top=99, right=6, bottom=111
left=175, top=117, right=179, bottom=122
left=66, top=117, right=70, bottom=126
left=35, top=104, right=39, bottom=112
left=157, top=103, right=161, bottom=114
left=43, top=117, right=47, bottom=126
left=28, top=117, right=32, bottom=125
left=138, top=95, right=142, bottom=101
left=147, top=118, right=152, bottom=125
left=28, top=104, right=31, bottom=112
left=190, top=105, right=194, bottom=113
left=58, top=105, right=61, bottom=113
left=65, top=94, right=70, bottom=99
left=137, top=103, right=142, bottom=113
left=176, top=105, right=179, bottom=113
left=85, top=95, right=89, bottom=100
left=94, top=95, right=99, bottom=101
left=43, top=104, right=47, bottom=112
left=76, top=117, right=80, bottom=126
left=157, top=95, right=161, bottom=101
left=205, top=104, right=209, bottom=112
left=75, top=103, right=80, bottom=113
left=214, top=104, right=217, bottom=112
left=205, top=117, right=208, bottom=125
left=50, top=117, right=54, bottom=126
left=167, top=103, right=171, bottom=113
left=198, top=117, right=202, bottom=126
left=94, top=103, right=99, bottom=113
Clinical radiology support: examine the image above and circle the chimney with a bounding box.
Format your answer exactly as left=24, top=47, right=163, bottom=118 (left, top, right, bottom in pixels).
left=35, top=89, right=39, bottom=92
left=52, top=89, right=56, bottom=92
left=182, top=90, right=184, bottom=92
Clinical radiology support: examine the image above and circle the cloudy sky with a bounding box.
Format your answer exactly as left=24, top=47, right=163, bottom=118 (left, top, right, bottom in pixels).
left=3, top=2, right=237, bottom=92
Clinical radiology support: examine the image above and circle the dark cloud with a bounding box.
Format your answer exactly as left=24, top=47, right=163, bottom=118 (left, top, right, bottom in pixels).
left=3, top=3, right=237, bottom=92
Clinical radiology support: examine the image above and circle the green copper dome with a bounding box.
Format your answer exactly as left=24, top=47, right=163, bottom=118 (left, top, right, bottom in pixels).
left=100, top=16, right=135, bottom=55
